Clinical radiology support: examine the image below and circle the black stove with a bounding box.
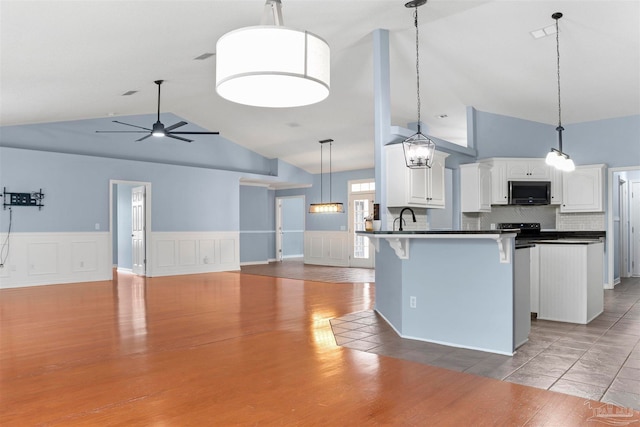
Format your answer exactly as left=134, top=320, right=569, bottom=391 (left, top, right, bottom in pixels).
left=498, top=223, right=541, bottom=240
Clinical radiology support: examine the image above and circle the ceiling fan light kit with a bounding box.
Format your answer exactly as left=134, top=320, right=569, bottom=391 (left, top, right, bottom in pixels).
left=215, top=0, right=330, bottom=108
left=96, top=80, right=219, bottom=142
left=402, top=0, right=436, bottom=169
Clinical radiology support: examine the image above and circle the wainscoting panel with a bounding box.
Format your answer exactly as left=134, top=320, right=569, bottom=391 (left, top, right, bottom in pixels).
left=0, top=232, right=111, bottom=288
left=149, top=232, right=239, bottom=277
left=304, top=231, right=349, bottom=267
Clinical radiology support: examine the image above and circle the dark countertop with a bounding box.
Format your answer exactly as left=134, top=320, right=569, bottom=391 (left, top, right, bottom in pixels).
left=535, top=230, right=606, bottom=239
left=515, top=244, right=536, bottom=249
left=357, top=229, right=518, bottom=235
left=533, top=239, right=603, bottom=245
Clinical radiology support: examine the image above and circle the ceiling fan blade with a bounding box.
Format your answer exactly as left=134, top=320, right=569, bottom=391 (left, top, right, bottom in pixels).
left=166, top=134, right=193, bottom=143
left=96, top=130, right=150, bottom=133
left=164, top=121, right=188, bottom=132
left=170, top=131, right=220, bottom=135
left=112, top=120, right=152, bottom=131
left=136, top=134, right=153, bottom=142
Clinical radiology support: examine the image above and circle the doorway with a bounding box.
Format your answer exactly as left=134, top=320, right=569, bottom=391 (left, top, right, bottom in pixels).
left=275, top=196, right=305, bottom=262
left=608, top=167, right=640, bottom=286
left=348, top=179, right=375, bottom=268
left=110, top=180, right=152, bottom=276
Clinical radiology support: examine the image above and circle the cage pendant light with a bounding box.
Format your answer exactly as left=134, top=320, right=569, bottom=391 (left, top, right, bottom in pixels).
left=309, top=139, right=344, bottom=214
left=402, top=0, right=436, bottom=169
left=545, top=12, right=575, bottom=172
left=216, top=0, right=330, bottom=108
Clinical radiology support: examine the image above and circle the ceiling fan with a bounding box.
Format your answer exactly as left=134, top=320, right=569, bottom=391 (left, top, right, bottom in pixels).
left=96, top=80, right=219, bottom=142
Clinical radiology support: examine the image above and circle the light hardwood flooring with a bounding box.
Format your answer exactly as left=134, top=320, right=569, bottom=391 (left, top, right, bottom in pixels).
left=1, top=267, right=639, bottom=425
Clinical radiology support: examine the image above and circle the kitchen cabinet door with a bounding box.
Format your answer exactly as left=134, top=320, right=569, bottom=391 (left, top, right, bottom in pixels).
left=460, top=163, right=492, bottom=212
left=385, top=144, right=447, bottom=208
left=425, top=151, right=448, bottom=208
left=507, top=159, right=550, bottom=180
left=550, top=166, right=563, bottom=205
left=560, top=164, right=605, bottom=213
left=489, top=160, right=508, bottom=204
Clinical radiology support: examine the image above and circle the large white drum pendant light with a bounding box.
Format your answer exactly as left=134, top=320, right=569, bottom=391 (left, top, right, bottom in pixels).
left=216, top=1, right=330, bottom=108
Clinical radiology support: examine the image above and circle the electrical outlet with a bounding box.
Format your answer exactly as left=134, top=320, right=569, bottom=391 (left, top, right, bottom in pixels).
left=409, top=296, right=417, bottom=308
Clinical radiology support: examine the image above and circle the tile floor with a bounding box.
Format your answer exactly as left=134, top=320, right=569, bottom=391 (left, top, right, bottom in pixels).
left=331, top=277, right=640, bottom=411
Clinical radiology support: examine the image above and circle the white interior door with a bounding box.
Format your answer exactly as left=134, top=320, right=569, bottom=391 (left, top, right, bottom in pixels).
left=348, top=188, right=374, bottom=268
left=632, top=181, right=640, bottom=276
left=275, top=199, right=283, bottom=262
left=132, top=186, right=146, bottom=276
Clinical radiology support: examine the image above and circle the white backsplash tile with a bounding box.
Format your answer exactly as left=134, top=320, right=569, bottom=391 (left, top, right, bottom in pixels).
left=555, top=211, right=605, bottom=230
left=387, top=207, right=429, bottom=231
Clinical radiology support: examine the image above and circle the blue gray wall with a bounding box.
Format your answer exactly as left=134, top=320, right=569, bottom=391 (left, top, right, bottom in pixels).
left=281, top=197, right=304, bottom=258
left=0, top=147, right=241, bottom=233
left=239, top=185, right=275, bottom=264
left=475, top=111, right=640, bottom=168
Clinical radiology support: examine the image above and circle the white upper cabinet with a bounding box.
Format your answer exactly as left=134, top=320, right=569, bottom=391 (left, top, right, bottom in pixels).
left=549, top=166, right=563, bottom=205
left=485, top=159, right=508, bottom=205
left=460, top=163, right=492, bottom=212
left=560, top=164, right=606, bottom=213
left=506, top=159, right=550, bottom=180
left=385, top=144, right=449, bottom=209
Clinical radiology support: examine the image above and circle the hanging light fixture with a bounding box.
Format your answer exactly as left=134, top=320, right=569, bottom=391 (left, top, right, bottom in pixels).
left=309, top=139, right=344, bottom=214
left=402, top=0, right=436, bottom=169
left=215, top=0, right=330, bottom=108
left=545, top=12, right=575, bottom=172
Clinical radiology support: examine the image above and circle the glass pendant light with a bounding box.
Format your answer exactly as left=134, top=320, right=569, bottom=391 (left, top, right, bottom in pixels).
left=545, top=12, right=575, bottom=172
left=402, top=0, right=436, bottom=169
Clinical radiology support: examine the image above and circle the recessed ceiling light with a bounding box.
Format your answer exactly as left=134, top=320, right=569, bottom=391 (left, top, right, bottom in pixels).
left=194, top=52, right=215, bottom=60
left=436, top=114, right=448, bottom=119
left=122, top=90, right=138, bottom=96
left=108, top=112, right=116, bottom=117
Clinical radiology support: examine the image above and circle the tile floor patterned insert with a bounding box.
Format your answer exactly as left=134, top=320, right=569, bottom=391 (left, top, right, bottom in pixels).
left=330, top=277, right=640, bottom=411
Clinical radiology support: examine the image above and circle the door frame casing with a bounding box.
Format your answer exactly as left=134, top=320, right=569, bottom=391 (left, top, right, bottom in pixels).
left=109, top=180, right=152, bottom=277
left=348, top=179, right=375, bottom=268
left=607, top=166, right=640, bottom=287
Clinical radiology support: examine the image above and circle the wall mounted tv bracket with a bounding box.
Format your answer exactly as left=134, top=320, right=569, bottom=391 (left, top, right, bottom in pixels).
left=2, top=187, right=45, bottom=210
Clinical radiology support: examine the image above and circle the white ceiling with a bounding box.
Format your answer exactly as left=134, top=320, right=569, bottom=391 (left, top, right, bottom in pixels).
left=1, top=1, right=638, bottom=174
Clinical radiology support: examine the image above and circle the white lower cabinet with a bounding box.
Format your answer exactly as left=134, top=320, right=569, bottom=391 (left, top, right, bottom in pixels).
left=460, top=163, right=492, bottom=212
left=386, top=144, right=449, bottom=208
left=538, top=242, right=604, bottom=324
left=560, top=164, right=605, bottom=212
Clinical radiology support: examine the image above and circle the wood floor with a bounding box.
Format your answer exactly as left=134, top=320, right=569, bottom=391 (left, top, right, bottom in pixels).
left=2, top=270, right=639, bottom=426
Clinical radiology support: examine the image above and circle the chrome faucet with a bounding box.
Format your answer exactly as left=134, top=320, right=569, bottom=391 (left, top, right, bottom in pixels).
left=398, top=207, right=416, bottom=231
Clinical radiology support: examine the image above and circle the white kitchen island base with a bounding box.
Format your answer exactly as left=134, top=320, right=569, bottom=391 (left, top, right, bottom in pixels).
left=538, top=241, right=604, bottom=324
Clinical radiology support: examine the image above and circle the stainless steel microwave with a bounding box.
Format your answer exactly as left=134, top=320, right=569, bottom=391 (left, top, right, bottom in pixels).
left=508, top=181, right=551, bottom=205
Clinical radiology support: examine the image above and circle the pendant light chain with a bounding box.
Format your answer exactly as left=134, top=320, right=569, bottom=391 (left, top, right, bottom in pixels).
left=414, top=8, right=421, bottom=134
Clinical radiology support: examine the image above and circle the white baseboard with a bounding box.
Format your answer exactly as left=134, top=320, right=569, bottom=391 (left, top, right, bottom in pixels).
left=240, top=260, right=270, bottom=266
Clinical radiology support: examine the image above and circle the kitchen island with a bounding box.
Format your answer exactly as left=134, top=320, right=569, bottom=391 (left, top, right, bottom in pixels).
left=360, top=230, right=524, bottom=355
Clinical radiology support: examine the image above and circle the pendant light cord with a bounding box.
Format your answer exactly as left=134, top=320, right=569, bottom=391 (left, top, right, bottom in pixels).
left=556, top=17, right=562, bottom=131
left=329, top=141, right=333, bottom=202
left=413, top=8, right=421, bottom=134
left=320, top=142, right=323, bottom=203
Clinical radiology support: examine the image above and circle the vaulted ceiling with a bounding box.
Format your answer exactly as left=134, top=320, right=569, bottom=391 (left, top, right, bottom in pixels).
left=1, top=1, right=638, bottom=174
